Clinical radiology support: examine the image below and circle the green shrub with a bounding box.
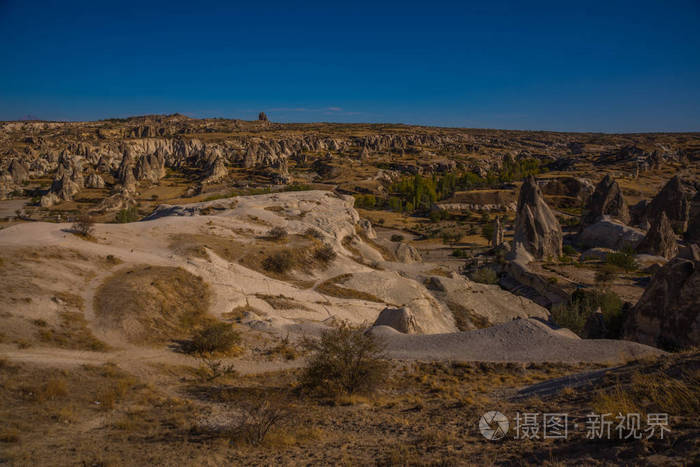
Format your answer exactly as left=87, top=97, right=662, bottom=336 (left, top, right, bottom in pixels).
left=470, top=268, right=498, bottom=284
left=481, top=223, right=495, bottom=242
left=551, top=289, right=625, bottom=338
left=187, top=322, right=240, bottom=354
left=300, top=322, right=388, bottom=396
left=115, top=206, right=139, bottom=223
left=562, top=245, right=578, bottom=256
left=605, top=248, right=638, bottom=271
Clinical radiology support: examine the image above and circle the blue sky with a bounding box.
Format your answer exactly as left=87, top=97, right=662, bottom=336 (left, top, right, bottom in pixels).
left=1, top=0, right=699, bottom=132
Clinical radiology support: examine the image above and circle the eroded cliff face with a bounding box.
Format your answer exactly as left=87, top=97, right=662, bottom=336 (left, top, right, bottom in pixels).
left=623, top=245, right=700, bottom=350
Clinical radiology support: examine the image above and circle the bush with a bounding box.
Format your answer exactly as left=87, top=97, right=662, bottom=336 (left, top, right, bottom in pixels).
left=304, top=227, right=323, bottom=239
left=481, top=223, right=495, bottom=242
left=300, top=322, right=388, bottom=396
left=235, top=401, right=287, bottom=446
left=605, top=248, right=638, bottom=271
left=390, top=234, right=404, bottom=242
left=262, top=250, right=294, bottom=273
left=551, top=289, right=625, bottom=338
left=115, top=206, right=139, bottom=223
left=267, top=226, right=288, bottom=241
left=187, top=322, right=240, bottom=354
left=562, top=245, right=578, bottom=256
left=595, top=264, right=618, bottom=287
left=470, top=268, right=498, bottom=284
left=313, top=244, right=337, bottom=264
left=71, top=214, right=95, bottom=237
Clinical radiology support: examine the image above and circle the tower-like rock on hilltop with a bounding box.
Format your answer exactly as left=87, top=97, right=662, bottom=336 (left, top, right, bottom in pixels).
left=512, top=176, right=562, bottom=259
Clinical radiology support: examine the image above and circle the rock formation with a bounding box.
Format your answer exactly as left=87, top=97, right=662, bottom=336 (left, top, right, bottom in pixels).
left=512, top=176, right=562, bottom=259
left=373, top=307, right=418, bottom=334
left=491, top=217, right=504, bottom=248
left=85, top=172, right=106, bottom=189
left=582, top=175, right=630, bottom=226
left=643, top=175, right=695, bottom=234
left=578, top=216, right=645, bottom=250
left=623, top=245, right=700, bottom=350
left=395, top=242, right=422, bottom=263
left=258, top=112, right=268, bottom=122
left=635, top=212, right=678, bottom=259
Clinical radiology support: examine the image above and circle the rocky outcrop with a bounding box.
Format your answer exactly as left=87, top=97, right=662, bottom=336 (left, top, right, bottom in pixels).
left=373, top=307, right=418, bottom=334
left=635, top=212, right=678, bottom=259
left=134, top=151, right=166, bottom=183
left=357, top=218, right=376, bottom=239
left=395, top=242, right=422, bottom=263
left=578, top=216, right=645, bottom=250
left=512, top=176, right=562, bottom=259
left=642, top=176, right=696, bottom=234
left=623, top=245, right=700, bottom=350
left=85, top=172, right=106, bottom=189
left=202, top=156, right=227, bottom=184
left=7, top=159, right=29, bottom=184
left=541, top=177, right=594, bottom=205
left=582, top=175, right=630, bottom=226
left=491, top=217, right=504, bottom=248
left=40, top=153, right=84, bottom=207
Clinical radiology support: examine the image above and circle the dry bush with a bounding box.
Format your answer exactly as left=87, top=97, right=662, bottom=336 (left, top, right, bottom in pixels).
left=193, top=353, right=238, bottom=382
left=313, top=244, right=337, bottom=265
left=304, top=227, right=324, bottom=239
left=262, top=250, right=295, bottom=273
left=185, top=322, right=240, bottom=355
left=94, top=265, right=210, bottom=343
left=71, top=214, right=95, bottom=237
left=267, top=226, right=288, bottom=241
left=232, top=401, right=287, bottom=446
left=299, top=322, right=388, bottom=396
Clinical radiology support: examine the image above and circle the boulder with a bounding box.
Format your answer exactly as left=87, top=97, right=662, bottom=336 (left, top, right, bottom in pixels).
left=512, top=176, right=562, bottom=260
left=582, top=175, right=630, bottom=226
left=395, top=242, right=422, bottom=263
left=635, top=212, right=678, bottom=259
left=623, top=245, right=700, bottom=350
left=373, top=307, right=418, bottom=334
left=578, top=216, right=645, bottom=250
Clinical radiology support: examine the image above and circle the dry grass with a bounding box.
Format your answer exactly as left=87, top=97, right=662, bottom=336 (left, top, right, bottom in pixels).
left=94, top=265, right=211, bottom=343
left=445, top=300, right=491, bottom=330
left=37, top=312, right=109, bottom=351
left=254, top=293, right=309, bottom=310
left=316, top=274, right=385, bottom=303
